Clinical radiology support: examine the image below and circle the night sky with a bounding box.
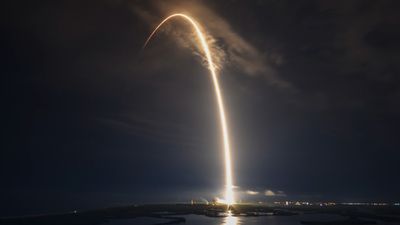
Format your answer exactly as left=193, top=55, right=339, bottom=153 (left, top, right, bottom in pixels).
left=2, top=0, right=400, bottom=216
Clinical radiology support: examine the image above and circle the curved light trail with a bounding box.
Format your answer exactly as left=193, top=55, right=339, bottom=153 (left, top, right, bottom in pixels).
left=143, top=13, right=235, bottom=205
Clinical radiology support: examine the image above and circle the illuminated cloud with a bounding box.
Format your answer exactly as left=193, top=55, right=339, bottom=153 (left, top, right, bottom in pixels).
left=264, top=190, right=275, bottom=196
left=245, top=190, right=259, bottom=195
left=132, top=0, right=291, bottom=88
left=264, top=189, right=286, bottom=197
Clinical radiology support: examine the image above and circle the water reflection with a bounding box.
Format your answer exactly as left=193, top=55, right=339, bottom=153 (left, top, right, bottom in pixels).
left=221, top=211, right=240, bottom=225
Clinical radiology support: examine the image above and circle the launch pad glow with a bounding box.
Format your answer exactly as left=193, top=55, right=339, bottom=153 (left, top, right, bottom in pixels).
left=143, top=14, right=235, bottom=205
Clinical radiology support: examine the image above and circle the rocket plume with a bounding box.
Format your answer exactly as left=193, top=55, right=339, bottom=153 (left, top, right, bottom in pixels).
left=143, top=13, right=235, bottom=205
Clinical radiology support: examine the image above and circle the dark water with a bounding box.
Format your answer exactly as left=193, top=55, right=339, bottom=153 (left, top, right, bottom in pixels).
left=106, top=213, right=364, bottom=225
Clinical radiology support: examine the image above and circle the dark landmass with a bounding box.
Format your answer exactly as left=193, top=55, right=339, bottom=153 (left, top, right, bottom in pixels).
left=0, top=204, right=399, bottom=225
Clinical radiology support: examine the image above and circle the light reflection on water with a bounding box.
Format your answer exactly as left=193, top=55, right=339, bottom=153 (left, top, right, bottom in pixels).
left=106, top=212, right=352, bottom=225
left=221, top=211, right=240, bottom=225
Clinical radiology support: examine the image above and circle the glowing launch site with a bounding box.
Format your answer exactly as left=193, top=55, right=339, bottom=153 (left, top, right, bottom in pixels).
left=2, top=1, right=400, bottom=225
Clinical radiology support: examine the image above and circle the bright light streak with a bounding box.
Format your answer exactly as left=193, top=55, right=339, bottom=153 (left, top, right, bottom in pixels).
left=143, top=13, right=235, bottom=205
left=223, top=210, right=239, bottom=225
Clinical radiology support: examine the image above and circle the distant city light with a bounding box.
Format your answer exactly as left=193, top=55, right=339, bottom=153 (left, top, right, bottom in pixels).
left=272, top=201, right=395, bottom=207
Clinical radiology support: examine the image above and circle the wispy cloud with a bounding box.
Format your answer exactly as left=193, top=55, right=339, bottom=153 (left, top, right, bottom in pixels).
left=265, top=189, right=286, bottom=197
left=132, top=0, right=291, bottom=88
left=241, top=188, right=287, bottom=197
left=245, top=190, right=259, bottom=195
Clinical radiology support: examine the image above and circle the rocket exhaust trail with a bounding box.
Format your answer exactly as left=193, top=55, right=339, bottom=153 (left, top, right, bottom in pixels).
left=143, top=14, right=235, bottom=205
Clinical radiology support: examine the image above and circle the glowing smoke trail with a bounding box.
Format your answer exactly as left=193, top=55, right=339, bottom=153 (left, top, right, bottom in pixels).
left=143, top=13, right=235, bottom=205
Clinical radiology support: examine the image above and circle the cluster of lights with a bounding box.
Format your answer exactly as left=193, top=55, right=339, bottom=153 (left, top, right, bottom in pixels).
left=342, top=202, right=389, bottom=206
left=273, top=201, right=399, bottom=207
left=274, top=201, right=336, bottom=206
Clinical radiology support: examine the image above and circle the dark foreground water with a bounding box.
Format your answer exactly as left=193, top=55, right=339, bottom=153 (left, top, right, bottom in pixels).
left=106, top=213, right=393, bottom=225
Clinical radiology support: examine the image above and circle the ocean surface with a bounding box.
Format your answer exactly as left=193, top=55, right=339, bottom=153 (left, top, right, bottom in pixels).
left=106, top=213, right=391, bottom=225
